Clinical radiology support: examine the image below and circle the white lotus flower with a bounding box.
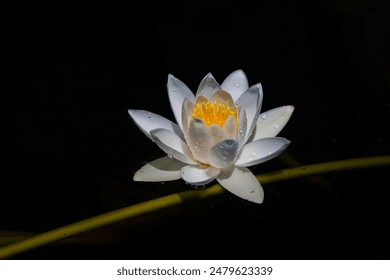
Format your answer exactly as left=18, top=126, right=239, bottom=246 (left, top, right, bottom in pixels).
left=128, top=69, right=294, bottom=204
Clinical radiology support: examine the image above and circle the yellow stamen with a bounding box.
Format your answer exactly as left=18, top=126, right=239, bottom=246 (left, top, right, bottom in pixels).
left=192, top=101, right=238, bottom=127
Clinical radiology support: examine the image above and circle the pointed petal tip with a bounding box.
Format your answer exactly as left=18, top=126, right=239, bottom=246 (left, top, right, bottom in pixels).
left=133, top=172, right=143, bottom=182
left=286, top=105, right=295, bottom=113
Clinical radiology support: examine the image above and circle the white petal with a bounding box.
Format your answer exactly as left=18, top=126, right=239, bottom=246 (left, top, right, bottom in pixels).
left=252, top=105, right=295, bottom=140
left=181, top=98, right=194, bottom=142
left=209, top=138, right=239, bottom=169
left=168, top=74, right=196, bottom=130
left=235, top=137, right=291, bottom=167
left=150, top=128, right=196, bottom=164
left=187, top=118, right=214, bottom=164
left=223, top=115, right=237, bottom=138
left=235, top=83, right=263, bottom=143
left=196, top=72, right=221, bottom=99
left=221, top=69, right=249, bottom=102
left=237, top=106, right=247, bottom=149
left=180, top=165, right=220, bottom=186
left=217, top=166, right=264, bottom=204
left=128, top=110, right=184, bottom=141
left=208, top=124, right=228, bottom=143
left=133, top=156, right=187, bottom=182
left=209, top=90, right=236, bottom=109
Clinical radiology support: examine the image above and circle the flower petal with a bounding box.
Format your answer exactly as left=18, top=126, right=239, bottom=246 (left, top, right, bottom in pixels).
left=221, top=69, right=249, bottom=102
left=180, top=165, right=220, bottom=186
left=252, top=105, right=295, bottom=140
left=187, top=118, right=214, bottom=164
left=237, top=106, right=247, bottom=149
left=196, top=72, right=222, bottom=99
left=133, top=156, right=187, bottom=182
left=208, top=124, right=229, bottom=143
left=150, top=128, right=196, bottom=164
left=235, top=137, right=290, bottom=167
left=181, top=98, right=194, bottom=142
left=128, top=109, right=184, bottom=141
left=223, top=115, right=237, bottom=138
left=209, top=90, right=236, bottom=109
left=168, top=74, right=196, bottom=130
left=217, top=166, right=264, bottom=204
left=235, top=83, right=263, bottom=143
left=209, top=138, right=239, bottom=169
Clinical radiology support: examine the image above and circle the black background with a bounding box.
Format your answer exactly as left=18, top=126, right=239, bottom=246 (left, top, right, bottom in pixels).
left=2, top=0, right=390, bottom=259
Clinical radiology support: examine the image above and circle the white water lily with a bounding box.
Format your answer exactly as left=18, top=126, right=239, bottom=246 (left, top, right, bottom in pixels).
left=128, top=69, right=294, bottom=204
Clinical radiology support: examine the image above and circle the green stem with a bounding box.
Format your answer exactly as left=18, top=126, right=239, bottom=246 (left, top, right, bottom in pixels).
left=0, top=155, right=389, bottom=259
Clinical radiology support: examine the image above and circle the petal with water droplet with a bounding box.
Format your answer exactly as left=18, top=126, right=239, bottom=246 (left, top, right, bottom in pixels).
left=235, top=83, right=263, bottom=143
left=180, top=165, right=220, bottom=185
left=134, top=156, right=187, bottom=182
left=196, top=72, right=221, bottom=99
left=209, top=138, right=239, bottom=168
left=168, top=74, right=196, bottom=130
left=221, top=69, right=249, bottom=102
left=187, top=118, right=214, bottom=164
left=181, top=98, right=194, bottom=142
left=252, top=105, right=295, bottom=139
left=217, top=166, right=264, bottom=204
left=237, top=106, right=247, bottom=149
left=150, top=128, right=196, bottom=164
left=235, top=137, right=290, bottom=167
left=128, top=109, right=184, bottom=141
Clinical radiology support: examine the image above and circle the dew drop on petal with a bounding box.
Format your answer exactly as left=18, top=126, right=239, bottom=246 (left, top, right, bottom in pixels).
left=235, top=83, right=240, bottom=87
left=148, top=113, right=153, bottom=120
left=261, top=113, right=268, bottom=120
left=172, top=88, right=177, bottom=92
left=274, top=123, right=280, bottom=129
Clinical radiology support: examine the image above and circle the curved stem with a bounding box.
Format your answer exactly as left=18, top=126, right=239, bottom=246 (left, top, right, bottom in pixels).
left=0, top=155, right=389, bottom=259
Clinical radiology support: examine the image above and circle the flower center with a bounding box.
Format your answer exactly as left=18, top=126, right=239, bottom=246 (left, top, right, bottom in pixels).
left=192, top=101, right=238, bottom=127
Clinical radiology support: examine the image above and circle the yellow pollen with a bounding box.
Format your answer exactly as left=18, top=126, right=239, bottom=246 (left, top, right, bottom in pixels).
left=192, top=101, right=238, bottom=127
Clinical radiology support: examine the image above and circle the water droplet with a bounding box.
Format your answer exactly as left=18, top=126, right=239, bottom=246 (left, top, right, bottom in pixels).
left=248, top=155, right=253, bottom=160
left=235, top=83, right=240, bottom=87
left=172, top=88, right=177, bottom=92
left=148, top=113, right=153, bottom=120
left=274, top=123, right=280, bottom=129
left=194, top=145, right=199, bottom=150
left=193, top=172, right=198, bottom=176
left=139, top=169, right=144, bottom=173
left=261, top=113, right=268, bottom=120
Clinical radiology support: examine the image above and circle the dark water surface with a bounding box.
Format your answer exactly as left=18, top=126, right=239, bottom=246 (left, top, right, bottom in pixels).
left=2, top=1, right=390, bottom=259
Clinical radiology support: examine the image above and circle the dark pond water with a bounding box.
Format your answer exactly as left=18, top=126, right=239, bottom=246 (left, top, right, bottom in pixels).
left=2, top=1, right=390, bottom=260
